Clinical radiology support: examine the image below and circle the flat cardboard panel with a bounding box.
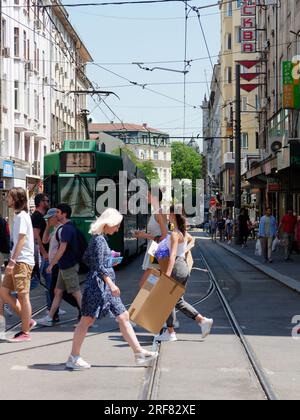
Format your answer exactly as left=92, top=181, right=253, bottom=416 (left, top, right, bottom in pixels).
left=129, top=269, right=185, bottom=334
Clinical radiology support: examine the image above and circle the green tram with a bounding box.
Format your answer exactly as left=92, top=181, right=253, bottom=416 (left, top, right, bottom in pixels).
left=44, top=140, right=148, bottom=257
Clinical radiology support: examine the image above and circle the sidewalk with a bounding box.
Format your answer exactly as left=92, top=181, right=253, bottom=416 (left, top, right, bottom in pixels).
left=215, top=237, right=300, bottom=293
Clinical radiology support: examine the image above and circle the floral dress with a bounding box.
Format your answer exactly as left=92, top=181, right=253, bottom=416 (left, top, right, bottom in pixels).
left=81, top=235, right=126, bottom=319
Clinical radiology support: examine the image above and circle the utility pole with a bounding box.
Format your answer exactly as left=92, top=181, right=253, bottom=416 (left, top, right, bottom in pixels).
left=235, top=64, right=242, bottom=244
left=80, top=109, right=90, bottom=140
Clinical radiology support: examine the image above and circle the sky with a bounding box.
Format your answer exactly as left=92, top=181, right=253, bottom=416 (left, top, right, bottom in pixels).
left=67, top=0, right=221, bottom=148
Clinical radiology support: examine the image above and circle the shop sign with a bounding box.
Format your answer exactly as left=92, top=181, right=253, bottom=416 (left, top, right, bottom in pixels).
left=282, top=61, right=300, bottom=109
left=241, top=0, right=257, bottom=53
left=267, top=178, right=281, bottom=192
left=2, top=160, right=14, bottom=178
left=290, top=142, right=300, bottom=167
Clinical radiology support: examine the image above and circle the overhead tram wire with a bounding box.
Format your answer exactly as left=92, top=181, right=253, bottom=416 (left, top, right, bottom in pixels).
left=92, top=63, right=200, bottom=109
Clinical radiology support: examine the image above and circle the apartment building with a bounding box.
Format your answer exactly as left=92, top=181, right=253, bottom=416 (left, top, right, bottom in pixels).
left=247, top=0, right=300, bottom=219
left=202, top=62, right=222, bottom=219
left=89, top=123, right=172, bottom=204
left=0, top=0, right=92, bottom=216
left=219, top=0, right=260, bottom=218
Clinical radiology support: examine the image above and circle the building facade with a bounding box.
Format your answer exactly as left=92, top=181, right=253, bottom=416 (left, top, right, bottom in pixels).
left=202, top=62, right=222, bottom=220
left=219, top=0, right=260, bottom=219
left=0, top=0, right=92, bottom=216
left=89, top=123, right=172, bottom=204
left=246, top=0, right=300, bottom=220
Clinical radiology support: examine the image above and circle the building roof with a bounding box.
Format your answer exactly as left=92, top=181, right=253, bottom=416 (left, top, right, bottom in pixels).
left=89, top=123, right=168, bottom=136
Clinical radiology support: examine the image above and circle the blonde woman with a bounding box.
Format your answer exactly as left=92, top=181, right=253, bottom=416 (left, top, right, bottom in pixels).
left=66, top=208, right=158, bottom=370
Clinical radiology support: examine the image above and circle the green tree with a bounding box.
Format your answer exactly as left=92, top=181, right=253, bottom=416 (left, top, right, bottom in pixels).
left=171, top=142, right=203, bottom=184
left=112, top=146, right=159, bottom=184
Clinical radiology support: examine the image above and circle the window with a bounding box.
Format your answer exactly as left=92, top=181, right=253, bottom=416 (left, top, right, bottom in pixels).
left=23, top=31, right=27, bottom=60
left=153, top=151, right=159, bottom=160
left=2, top=74, right=7, bottom=108
left=235, top=26, right=241, bottom=44
left=225, top=67, right=232, bottom=84
left=241, top=133, right=249, bottom=149
left=59, top=177, right=96, bottom=218
left=226, top=2, right=233, bottom=16
left=1, top=19, right=7, bottom=49
left=14, top=133, right=20, bottom=158
left=226, top=33, right=232, bottom=50
left=14, top=81, right=19, bottom=110
left=34, top=90, right=39, bottom=120
left=43, top=97, right=46, bottom=125
left=14, top=28, right=20, bottom=57
left=242, top=96, right=248, bottom=112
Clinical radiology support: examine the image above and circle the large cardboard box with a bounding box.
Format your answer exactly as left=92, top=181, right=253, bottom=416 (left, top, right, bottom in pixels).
left=129, top=269, right=185, bottom=334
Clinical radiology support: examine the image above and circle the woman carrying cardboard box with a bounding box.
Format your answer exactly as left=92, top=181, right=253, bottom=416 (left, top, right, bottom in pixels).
left=155, top=206, right=213, bottom=343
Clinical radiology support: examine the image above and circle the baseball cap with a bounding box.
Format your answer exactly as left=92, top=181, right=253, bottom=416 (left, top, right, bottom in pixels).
left=44, top=208, right=57, bottom=220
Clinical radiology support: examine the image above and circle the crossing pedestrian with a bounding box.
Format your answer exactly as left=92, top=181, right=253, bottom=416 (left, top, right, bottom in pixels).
left=134, top=189, right=168, bottom=286
left=31, top=193, right=51, bottom=294
left=0, top=188, right=35, bottom=342
left=155, top=206, right=213, bottom=343
left=66, top=208, right=158, bottom=370
left=278, top=209, right=297, bottom=261
left=259, top=208, right=277, bottom=263
left=36, top=204, right=82, bottom=326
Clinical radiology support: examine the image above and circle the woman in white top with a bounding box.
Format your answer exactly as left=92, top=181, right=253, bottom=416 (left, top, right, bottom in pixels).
left=0, top=188, right=35, bottom=343
left=134, top=189, right=168, bottom=285
left=156, top=206, right=213, bottom=343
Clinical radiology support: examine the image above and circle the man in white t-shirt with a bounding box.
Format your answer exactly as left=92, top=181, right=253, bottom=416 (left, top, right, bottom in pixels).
left=0, top=188, right=35, bottom=343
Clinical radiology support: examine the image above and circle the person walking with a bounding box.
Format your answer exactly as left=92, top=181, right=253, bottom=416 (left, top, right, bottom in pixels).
left=217, top=217, right=226, bottom=242
left=37, top=204, right=82, bottom=326
left=238, top=208, right=250, bottom=248
left=278, top=209, right=297, bottom=261
left=225, top=216, right=233, bottom=245
left=31, top=193, right=51, bottom=294
left=0, top=188, right=35, bottom=342
left=211, top=216, right=218, bottom=242
left=66, top=208, right=158, bottom=370
left=259, top=208, right=277, bottom=263
left=42, top=208, right=81, bottom=321
left=155, top=206, right=213, bottom=343
left=134, top=189, right=168, bottom=285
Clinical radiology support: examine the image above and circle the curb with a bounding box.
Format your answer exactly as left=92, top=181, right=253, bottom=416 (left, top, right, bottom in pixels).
left=217, top=242, right=300, bottom=294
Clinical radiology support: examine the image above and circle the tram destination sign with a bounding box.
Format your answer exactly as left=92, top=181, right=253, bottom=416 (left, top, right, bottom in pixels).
left=241, top=0, right=257, bottom=53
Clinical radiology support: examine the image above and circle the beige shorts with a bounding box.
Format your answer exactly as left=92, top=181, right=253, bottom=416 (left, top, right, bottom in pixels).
left=56, top=265, right=80, bottom=294
left=2, top=262, right=33, bottom=294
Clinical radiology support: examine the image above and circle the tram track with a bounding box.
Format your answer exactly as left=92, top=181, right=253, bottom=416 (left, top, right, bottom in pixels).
left=142, top=241, right=279, bottom=401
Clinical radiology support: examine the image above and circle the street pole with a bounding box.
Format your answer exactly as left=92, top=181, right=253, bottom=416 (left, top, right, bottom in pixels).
left=235, top=64, right=242, bottom=244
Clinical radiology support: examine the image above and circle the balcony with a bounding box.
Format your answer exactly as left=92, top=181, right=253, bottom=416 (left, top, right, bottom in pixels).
left=223, top=152, right=235, bottom=164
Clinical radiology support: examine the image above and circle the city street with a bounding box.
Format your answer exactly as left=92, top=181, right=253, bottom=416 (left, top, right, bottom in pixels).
left=1, top=233, right=300, bottom=400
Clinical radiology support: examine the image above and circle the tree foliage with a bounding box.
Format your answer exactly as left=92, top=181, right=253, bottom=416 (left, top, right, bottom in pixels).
left=171, top=142, right=203, bottom=184
left=112, top=146, right=159, bottom=184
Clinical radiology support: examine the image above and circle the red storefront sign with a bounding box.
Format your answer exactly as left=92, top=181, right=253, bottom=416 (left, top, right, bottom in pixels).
left=241, top=0, right=257, bottom=54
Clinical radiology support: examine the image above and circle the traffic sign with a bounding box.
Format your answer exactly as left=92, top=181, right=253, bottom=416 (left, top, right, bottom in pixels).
left=210, top=197, right=217, bottom=207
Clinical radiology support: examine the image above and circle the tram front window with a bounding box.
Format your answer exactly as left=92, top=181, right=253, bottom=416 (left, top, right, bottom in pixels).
left=59, top=176, right=96, bottom=218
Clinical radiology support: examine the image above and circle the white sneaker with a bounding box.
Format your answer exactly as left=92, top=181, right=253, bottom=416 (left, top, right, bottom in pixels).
left=58, top=309, right=67, bottom=316
left=199, top=318, right=213, bottom=339
left=156, top=330, right=178, bottom=342
left=66, top=355, right=91, bottom=371
left=36, top=316, right=54, bottom=327
left=135, top=351, right=158, bottom=366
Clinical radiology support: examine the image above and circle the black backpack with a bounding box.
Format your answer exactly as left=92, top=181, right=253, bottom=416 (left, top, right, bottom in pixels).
left=0, top=217, right=10, bottom=254
left=56, top=224, right=88, bottom=270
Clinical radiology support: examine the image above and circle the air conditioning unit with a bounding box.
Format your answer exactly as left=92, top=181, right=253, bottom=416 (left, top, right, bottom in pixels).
left=268, top=136, right=283, bottom=155
left=2, top=47, right=10, bottom=58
